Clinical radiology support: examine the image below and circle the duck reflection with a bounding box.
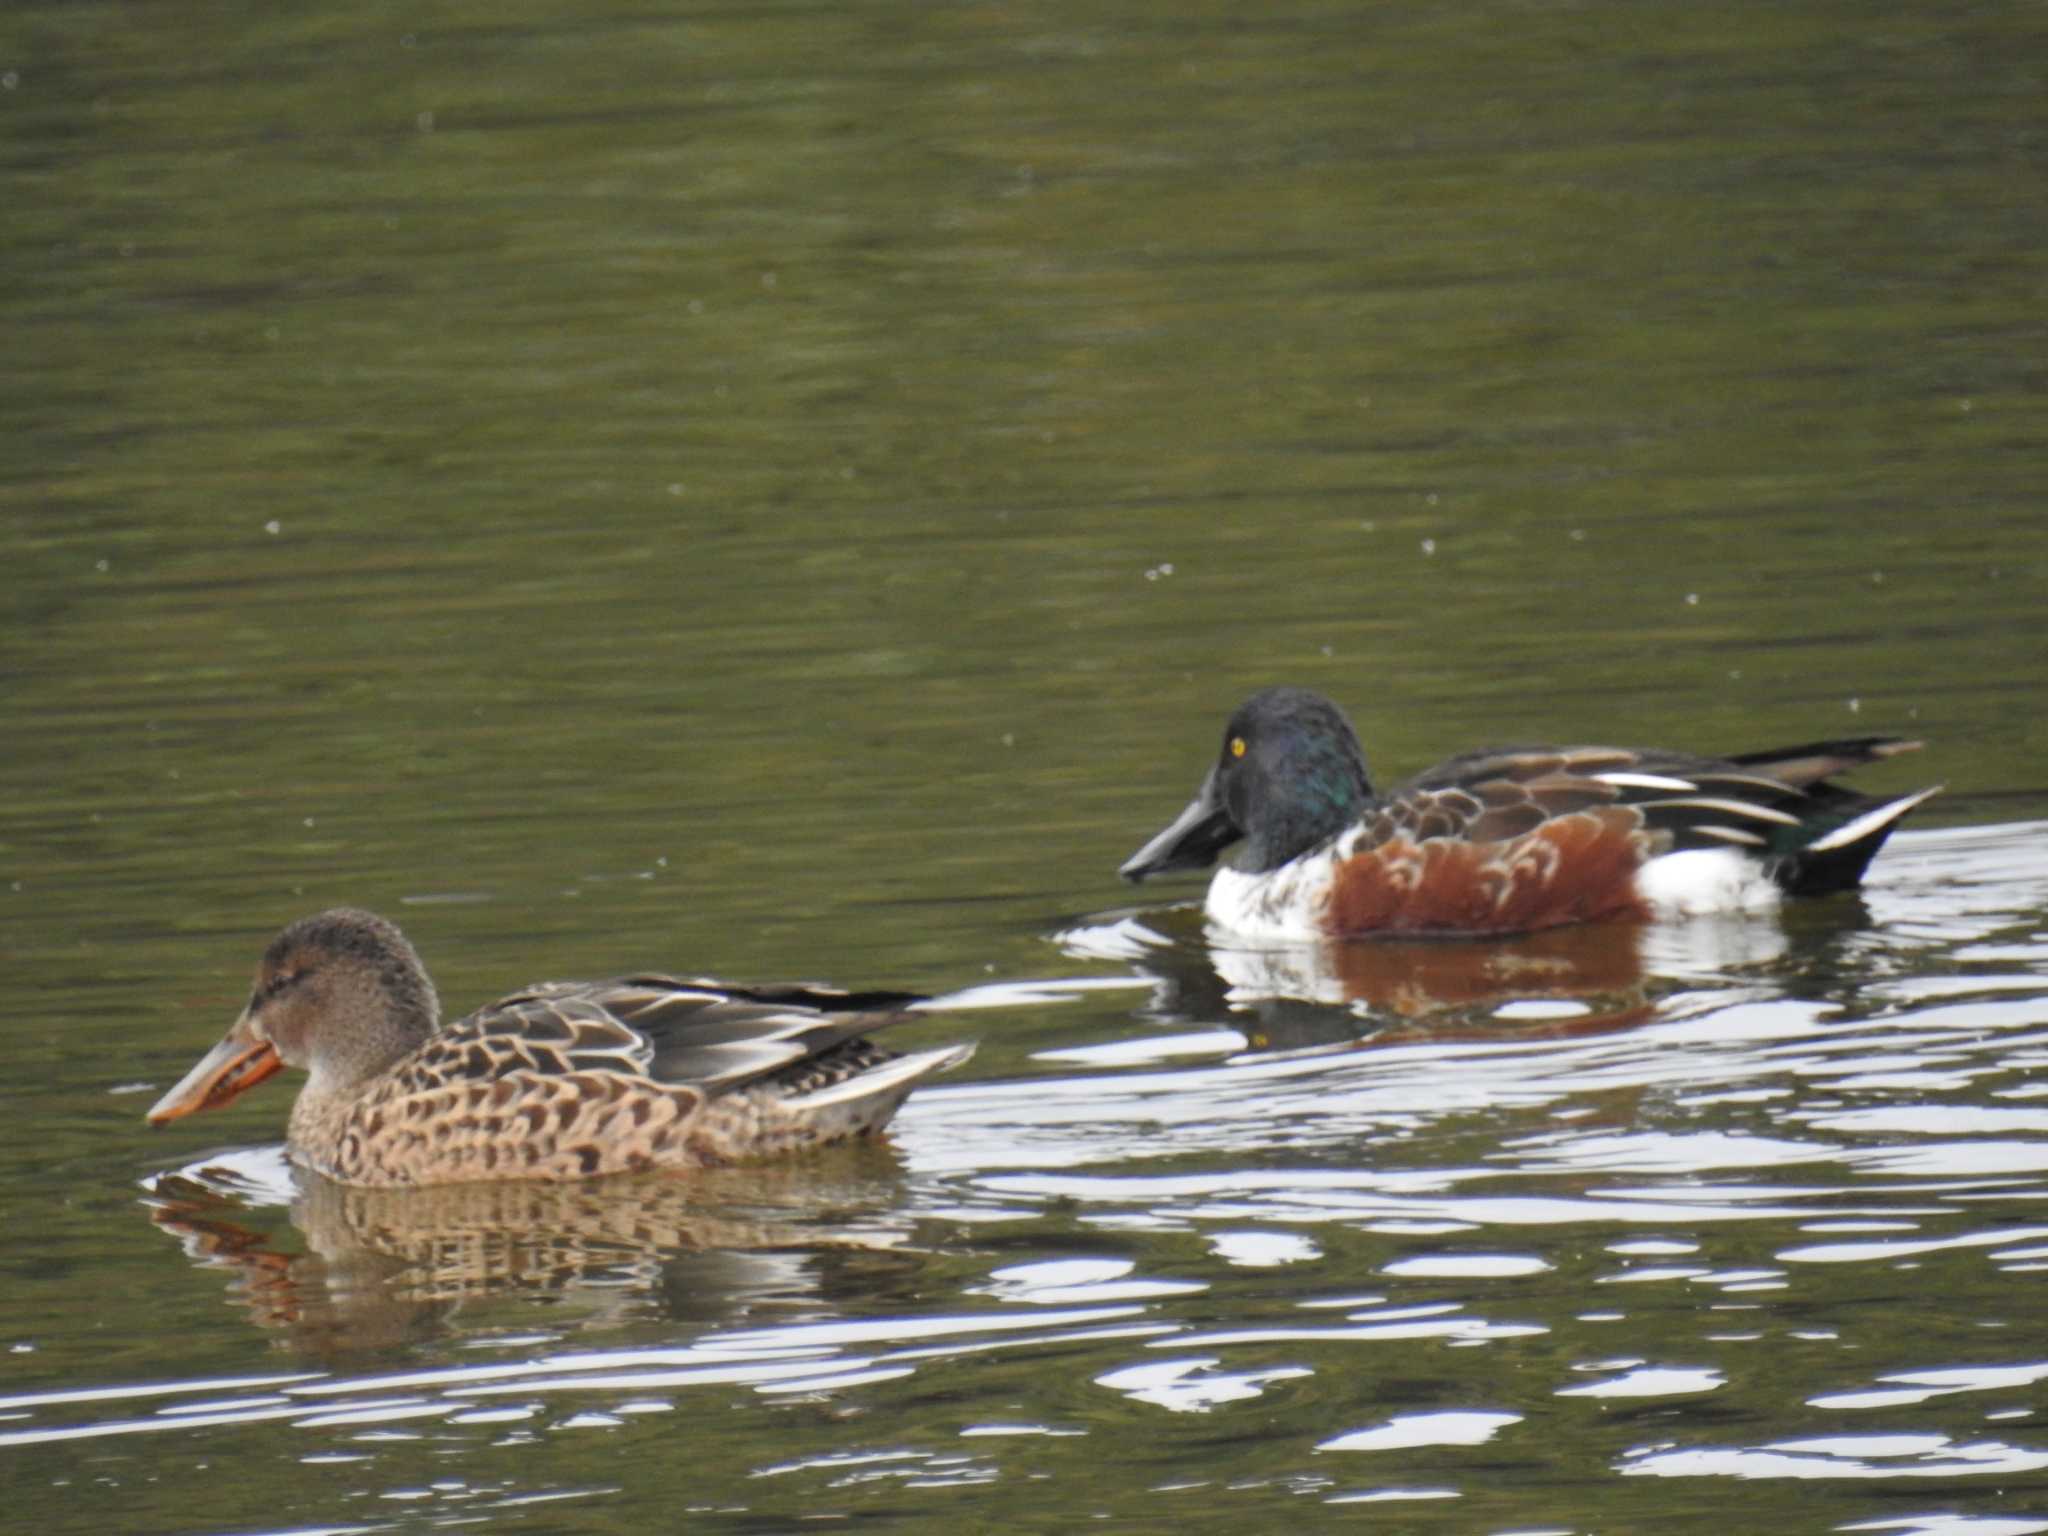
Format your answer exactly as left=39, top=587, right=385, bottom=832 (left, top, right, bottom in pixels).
left=1060, top=903, right=1795, bottom=1054
left=141, top=1145, right=925, bottom=1354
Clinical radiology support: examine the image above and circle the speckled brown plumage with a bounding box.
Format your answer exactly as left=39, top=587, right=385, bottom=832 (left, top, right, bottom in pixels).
left=148, top=909, right=972, bottom=1189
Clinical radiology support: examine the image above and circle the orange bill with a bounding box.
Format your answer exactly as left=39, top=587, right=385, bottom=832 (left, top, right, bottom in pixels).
left=146, top=1015, right=284, bottom=1124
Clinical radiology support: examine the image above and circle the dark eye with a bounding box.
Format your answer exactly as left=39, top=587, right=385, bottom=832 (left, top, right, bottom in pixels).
left=261, top=968, right=304, bottom=1003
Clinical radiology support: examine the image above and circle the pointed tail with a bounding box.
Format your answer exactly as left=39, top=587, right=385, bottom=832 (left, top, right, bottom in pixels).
left=1774, top=784, right=1943, bottom=895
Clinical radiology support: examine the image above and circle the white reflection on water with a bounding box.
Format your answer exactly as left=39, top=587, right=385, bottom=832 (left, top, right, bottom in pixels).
left=1206, top=1229, right=1321, bottom=1267
left=0, top=1305, right=1176, bottom=1447
left=1810, top=1360, right=2048, bottom=1411
left=1380, top=1252, right=1551, bottom=1277
left=1843, top=1518, right=2048, bottom=1536
left=1317, top=1409, right=1522, bottom=1451
left=1094, top=1356, right=1314, bottom=1414
left=1555, top=1365, right=1724, bottom=1398
left=1622, top=1433, right=2048, bottom=1480
left=1780, top=1226, right=2048, bottom=1264
left=972, top=1255, right=1207, bottom=1303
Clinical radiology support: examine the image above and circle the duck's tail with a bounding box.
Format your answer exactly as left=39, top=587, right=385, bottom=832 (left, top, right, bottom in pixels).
left=784, top=1042, right=977, bottom=1144
left=1771, top=783, right=1945, bottom=895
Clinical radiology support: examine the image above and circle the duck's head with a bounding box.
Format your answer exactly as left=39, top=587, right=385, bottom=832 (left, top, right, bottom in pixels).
left=146, top=908, right=440, bottom=1125
left=1119, top=687, right=1374, bottom=882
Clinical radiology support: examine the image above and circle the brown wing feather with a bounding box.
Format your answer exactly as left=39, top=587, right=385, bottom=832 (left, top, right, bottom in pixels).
left=1328, top=808, right=1653, bottom=936
left=1368, top=751, right=1636, bottom=853
left=430, top=981, right=916, bottom=1098
left=1375, top=741, right=1848, bottom=856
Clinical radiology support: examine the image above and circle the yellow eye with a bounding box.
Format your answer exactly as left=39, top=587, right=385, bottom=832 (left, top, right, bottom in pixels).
left=1229, top=736, right=1247, bottom=758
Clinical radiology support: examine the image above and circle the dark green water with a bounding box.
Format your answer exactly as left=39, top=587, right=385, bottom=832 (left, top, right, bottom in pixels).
left=4, top=0, right=2046, bottom=1531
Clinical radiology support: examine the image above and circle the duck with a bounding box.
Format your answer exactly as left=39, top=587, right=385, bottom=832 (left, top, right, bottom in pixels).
left=146, top=908, right=972, bottom=1188
left=1119, top=687, right=1941, bottom=942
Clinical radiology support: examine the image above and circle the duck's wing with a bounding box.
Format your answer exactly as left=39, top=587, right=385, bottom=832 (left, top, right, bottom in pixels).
left=1722, top=735, right=1926, bottom=787
left=407, top=977, right=929, bottom=1099
left=1368, top=737, right=1929, bottom=857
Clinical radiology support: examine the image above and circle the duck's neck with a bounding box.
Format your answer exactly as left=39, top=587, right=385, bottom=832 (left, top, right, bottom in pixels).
left=287, top=1072, right=362, bottom=1167
left=287, top=991, right=438, bottom=1164
left=1239, top=754, right=1373, bottom=873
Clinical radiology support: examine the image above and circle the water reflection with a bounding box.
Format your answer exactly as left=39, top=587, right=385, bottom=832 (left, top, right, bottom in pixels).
left=141, top=1148, right=924, bottom=1353
left=1058, top=903, right=1678, bottom=1050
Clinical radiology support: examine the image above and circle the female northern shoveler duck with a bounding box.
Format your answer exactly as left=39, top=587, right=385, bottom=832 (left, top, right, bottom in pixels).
left=146, top=908, right=971, bottom=1188
left=1120, top=687, right=1941, bottom=942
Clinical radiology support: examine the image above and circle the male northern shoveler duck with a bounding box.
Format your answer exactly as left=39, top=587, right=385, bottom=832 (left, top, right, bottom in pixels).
left=1119, top=687, right=1941, bottom=942
left=146, top=909, right=971, bottom=1188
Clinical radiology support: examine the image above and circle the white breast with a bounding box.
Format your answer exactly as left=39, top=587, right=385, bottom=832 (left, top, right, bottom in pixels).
left=1206, top=850, right=1342, bottom=943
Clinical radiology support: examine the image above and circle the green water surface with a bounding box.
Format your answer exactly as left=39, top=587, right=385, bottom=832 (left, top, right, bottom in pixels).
left=3, top=0, right=2046, bottom=1531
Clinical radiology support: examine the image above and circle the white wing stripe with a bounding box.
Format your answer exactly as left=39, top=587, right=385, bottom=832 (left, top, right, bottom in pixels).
left=1595, top=771, right=1699, bottom=791
left=1646, top=795, right=1804, bottom=827
left=1695, top=824, right=1767, bottom=847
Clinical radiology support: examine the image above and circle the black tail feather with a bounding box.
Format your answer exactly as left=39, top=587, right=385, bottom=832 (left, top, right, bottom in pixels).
left=1771, top=785, right=1943, bottom=896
